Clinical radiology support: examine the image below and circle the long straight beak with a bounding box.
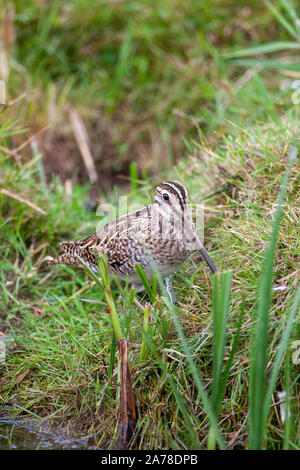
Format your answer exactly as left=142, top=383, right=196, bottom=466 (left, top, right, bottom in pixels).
left=193, top=231, right=217, bottom=274
left=183, top=219, right=218, bottom=274
left=199, top=246, right=217, bottom=274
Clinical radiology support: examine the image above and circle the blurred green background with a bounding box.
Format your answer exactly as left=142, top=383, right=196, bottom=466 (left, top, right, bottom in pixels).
left=2, top=0, right=299, bottom=191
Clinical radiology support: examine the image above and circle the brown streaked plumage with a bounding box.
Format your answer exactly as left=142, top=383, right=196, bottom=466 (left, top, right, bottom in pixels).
left=48, top=181, right=217, bottom=292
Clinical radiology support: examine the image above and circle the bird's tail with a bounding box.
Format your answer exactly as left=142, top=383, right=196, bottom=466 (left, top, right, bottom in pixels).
left=47, top=237, right=101, bottom=273
left=46, top=241, right=85, bottom=268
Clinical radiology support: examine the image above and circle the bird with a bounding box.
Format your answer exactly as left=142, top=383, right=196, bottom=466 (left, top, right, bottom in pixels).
left=48, top=181, right=217, bottom=299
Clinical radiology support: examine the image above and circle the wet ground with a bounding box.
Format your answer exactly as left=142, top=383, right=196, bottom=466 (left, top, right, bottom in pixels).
left=0, top=417, right=96, bottom=450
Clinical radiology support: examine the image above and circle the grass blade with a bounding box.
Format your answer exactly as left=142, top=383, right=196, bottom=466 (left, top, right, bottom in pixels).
left=168, top=299, right=225, bottom=449
left=140, top=303, right=150, bottom=361
left=108, top=330, right=117, bottom=379
left=280, top=0, right=300, bottom=26
left=211, top=271, right=233, bottom=410
left=228, top=59, right=300, bottom=72
left=224, top=41, right=300, bottom=59
left=129, top=161, right=138, bottom=194
left=129, top=296, right=201, bottom=448
left=135, top=253, right=226, bottom=448
left=248, top=146, right=297, bottom=449
left=216, top=304, right=245, bottom=414
left=135, top=264, right=157, bottom=303
left=262, top=285, right=300, bottom=433
left=208, top=271, right=233, bottom=449
left=263, top=0, right=298, bottom=39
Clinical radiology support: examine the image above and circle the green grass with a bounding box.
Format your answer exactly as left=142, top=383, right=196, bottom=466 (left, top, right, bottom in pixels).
left=1, top=118, right=299, bottom=449
left=0, top=0, right=300, bottom=450
left=3, top=0, right=300, bottom=178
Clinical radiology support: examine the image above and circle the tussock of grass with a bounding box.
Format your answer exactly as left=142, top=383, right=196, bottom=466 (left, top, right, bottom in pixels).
left=1, top=116, right=299, bottom=449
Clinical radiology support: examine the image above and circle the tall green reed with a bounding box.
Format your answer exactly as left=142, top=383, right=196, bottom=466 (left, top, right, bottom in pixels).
left=208, top=272, right=245, bottom=449
left=248, top=146, right=298, bottom=449
left=136, top=263, right=226, bottom=449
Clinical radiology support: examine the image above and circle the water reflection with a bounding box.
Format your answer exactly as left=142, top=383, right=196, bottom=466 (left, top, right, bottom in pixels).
left=0, top=418, right=95, bottom=450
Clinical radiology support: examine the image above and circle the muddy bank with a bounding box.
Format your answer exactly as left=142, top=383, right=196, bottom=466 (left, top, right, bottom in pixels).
left=0, top=417, right=98, bottom=450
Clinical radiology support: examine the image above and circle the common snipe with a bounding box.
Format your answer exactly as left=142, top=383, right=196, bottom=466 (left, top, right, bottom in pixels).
left=48, top=181, right=217, bottom=295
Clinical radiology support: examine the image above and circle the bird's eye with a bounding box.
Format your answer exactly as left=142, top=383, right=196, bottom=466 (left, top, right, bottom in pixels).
left=163, top=193, right=169, bottom=201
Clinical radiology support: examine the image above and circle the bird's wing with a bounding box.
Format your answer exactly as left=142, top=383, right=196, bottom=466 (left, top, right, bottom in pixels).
left=96, top=205, right=151, bottom=246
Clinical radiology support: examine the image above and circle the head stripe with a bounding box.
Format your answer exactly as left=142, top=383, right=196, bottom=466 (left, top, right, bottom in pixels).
left=166, top=181, right=187, bottom=204
left=156, top=181, right=187, bottom=211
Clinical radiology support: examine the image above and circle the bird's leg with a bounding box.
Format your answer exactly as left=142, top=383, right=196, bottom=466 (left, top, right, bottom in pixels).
left=131, top=283, right=146, bottom=294
left=165, top=276, right=176, bottom=304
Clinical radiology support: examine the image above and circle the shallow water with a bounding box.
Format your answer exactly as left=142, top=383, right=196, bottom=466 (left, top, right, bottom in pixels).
left=0, top=417, right=95, bottom=450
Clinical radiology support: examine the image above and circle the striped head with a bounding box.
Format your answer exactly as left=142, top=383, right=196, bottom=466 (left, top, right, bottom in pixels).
left=154, top=181, right=188, bottom=213
left=153, top=180, right=217, bottom=274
